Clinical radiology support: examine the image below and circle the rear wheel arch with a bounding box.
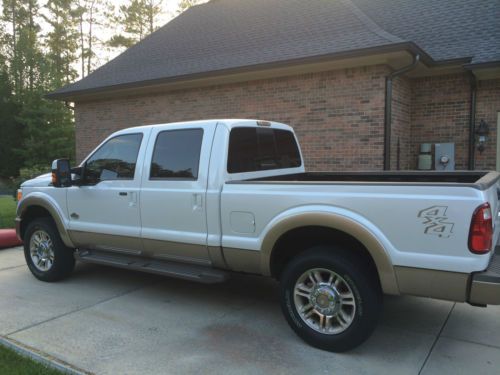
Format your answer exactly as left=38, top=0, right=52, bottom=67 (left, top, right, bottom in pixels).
left=262, top=213, right=398, bottom=295
left=270, top=226, right=377, bottom=278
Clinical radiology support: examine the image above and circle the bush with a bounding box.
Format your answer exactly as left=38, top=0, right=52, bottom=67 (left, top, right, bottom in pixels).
left=9, top=165, right=51, bottom=196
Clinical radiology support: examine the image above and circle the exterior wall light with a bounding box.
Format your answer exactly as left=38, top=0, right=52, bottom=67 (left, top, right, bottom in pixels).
left=475, top=119, right=489, bottom=154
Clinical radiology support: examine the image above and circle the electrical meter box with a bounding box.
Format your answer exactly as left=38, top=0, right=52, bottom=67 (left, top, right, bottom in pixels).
left=435, top=143, right=455, bottom=171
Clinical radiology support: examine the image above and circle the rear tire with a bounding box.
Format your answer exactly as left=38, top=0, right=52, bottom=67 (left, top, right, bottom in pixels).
left=280, top=246, right=382, bottom=352
left=23, top=217, right=75, bottom=282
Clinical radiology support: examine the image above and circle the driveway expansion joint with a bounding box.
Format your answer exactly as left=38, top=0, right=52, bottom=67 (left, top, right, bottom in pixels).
left=6, top=281, right=158, bottom=337
left=0, top=264, right=26, bottom=272
left=438, top=335, right=500, bottom=350
left=418, top=302, right=456, bottom=375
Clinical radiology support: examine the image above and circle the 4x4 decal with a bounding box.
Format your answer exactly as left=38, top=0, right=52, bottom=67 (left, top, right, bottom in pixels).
left=418, top=206, right=454, bottom=238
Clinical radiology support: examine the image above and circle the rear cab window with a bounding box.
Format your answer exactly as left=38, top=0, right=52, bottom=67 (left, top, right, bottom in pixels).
left=227, top=127, right=301, bottom=173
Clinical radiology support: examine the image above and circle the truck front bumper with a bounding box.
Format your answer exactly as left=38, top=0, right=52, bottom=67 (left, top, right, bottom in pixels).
left=469, top=252, right=500, bottom=305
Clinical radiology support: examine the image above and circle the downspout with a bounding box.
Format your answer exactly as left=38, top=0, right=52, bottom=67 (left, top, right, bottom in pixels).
left=384, top=54, right=420, bottom=170
left=468, top=72, right=477, bottom=170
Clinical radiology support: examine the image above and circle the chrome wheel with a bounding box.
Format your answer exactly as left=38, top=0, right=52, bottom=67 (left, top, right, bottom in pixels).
left=29, top=230, right=55, bottom=272
left=294, top=268, right=356, bottom=334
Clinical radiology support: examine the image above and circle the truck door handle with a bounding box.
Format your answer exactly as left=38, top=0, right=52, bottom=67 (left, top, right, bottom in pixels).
left=119, top=192, right=128, bottom=196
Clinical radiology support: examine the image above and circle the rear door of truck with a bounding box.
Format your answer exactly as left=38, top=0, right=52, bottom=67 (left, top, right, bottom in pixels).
left=139, top=122, right=216, bottom=265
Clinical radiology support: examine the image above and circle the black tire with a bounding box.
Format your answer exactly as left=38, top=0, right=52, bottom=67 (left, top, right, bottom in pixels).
left=23, top=217, right=75, bottom=282
left=280, top=246, right=382, bottom=352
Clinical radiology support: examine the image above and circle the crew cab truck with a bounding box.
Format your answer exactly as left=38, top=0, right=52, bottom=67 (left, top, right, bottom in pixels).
left=16, top=119, right=500, bottom=352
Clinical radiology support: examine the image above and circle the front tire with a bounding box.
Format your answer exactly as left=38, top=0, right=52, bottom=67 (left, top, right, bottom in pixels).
left=280, top=246, right=382, bottom=352
left=24, top=217, right=75, bottom=282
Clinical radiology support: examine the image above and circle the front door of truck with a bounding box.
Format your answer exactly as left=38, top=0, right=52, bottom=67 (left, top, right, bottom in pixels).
left=67, top=130, right=149, bottom=254
left=140, top=123, right=215, bottom=265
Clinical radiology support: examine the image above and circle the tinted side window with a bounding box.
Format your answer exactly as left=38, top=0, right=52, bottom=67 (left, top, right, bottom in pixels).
left=150, top=129, right=203, bottom=180
left=228, top=128, right=301, bottom=173
left=85, top=133, right=143, bottom=183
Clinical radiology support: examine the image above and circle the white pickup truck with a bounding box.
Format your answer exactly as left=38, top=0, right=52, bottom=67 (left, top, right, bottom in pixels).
left=16, top=119, right=500, bottom=352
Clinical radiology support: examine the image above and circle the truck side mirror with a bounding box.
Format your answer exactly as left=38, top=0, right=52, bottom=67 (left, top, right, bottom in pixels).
left=51, top=159, right=72, bottom=187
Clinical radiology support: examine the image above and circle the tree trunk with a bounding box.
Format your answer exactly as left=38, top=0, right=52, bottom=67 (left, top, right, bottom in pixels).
left=10, top=0, right=18, bottom=94
left=87, top=1, right=95, bottom=76
left=28, top=0, right=34, bottom=91
left=80, top=11, right=85, bottom=78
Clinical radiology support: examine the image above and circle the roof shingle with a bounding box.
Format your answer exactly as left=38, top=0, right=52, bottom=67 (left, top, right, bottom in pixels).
left=50, top=0, right=500, bottom=99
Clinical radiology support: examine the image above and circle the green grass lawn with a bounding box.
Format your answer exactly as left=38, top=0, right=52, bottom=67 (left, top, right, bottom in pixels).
left=0, top=344, right=62, bottom=375
left=0, top=196, right=17, bottom=229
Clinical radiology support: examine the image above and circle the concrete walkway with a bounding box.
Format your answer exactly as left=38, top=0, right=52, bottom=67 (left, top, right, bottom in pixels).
left=1, top=246, right=499, bottom=375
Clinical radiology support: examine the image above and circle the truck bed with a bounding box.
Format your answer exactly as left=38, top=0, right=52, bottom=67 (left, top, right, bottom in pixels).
left=231, top=171, right=500, bottom=190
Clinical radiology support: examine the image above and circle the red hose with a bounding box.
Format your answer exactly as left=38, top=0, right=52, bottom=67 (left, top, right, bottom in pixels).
left=0, top=229, right=23, bottom=249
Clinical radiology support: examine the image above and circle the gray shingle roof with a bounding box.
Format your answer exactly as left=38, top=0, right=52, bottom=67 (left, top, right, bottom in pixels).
left=352, top=0, right=500, bottom=64
left=50, top=0, right=500, bottom=99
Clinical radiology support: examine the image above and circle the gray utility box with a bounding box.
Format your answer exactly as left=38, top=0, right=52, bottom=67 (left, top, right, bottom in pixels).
left=435, top=143, right=455, bottom=171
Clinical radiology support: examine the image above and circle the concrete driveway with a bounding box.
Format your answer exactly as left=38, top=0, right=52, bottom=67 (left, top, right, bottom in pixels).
left=1, top=246, right=499, bottom=375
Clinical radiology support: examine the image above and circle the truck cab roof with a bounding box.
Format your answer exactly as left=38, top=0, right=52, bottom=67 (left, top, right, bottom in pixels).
left=119, top=119, right=294, bottom=136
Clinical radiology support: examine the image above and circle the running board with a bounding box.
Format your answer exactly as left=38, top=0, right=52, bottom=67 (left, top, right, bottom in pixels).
left=75, top=249, right=229, bottom=284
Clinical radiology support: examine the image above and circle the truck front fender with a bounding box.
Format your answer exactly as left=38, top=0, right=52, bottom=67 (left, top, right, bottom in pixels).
left=17, top=193, right=75, bottom=248
left=260, top=209, right=399, bottom=295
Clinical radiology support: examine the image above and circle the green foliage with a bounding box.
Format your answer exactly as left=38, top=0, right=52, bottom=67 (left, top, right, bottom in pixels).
left=177, top=0, right=201, bottom=14
left=43, top=0, right=80, bottom=87
left=109, top=0, right=163, bottom=48
left=0, top=0, right=76, bottom=179
left=0, top=0, right=195, bottom=181
left=16, top=89, right=75, bottom=168
left=0, top=196, right=18, bottom=229
left=0, top=69, right=24, bottom=177
left=108, top=33, right=135, bottom=48
left=9, top=164, right=51, bottom=194
left=0, top=344, right=63, bottom=374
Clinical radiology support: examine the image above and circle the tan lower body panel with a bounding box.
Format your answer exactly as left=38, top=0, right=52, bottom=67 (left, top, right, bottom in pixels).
left=69, top=230, right=227, bottom=268
left=69, top=230, right=143, bottom=255
left=394, top=266, right=470, bottom=302
left=143, top=238, right=211, bottom=266
left=223, top=248, right=261, bottom=274
left=208, top=246, right=228, bottom=269
left=469, top=281, right=500, bottom=305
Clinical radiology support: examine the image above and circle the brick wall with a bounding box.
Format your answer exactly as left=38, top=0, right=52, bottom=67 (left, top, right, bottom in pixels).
left=410, top=75, right=500, bottom=171
left=390, top=75, right=412, bottom=170
left=410, top=73, right=471, bottom=170
left=75, top=67, right=499, bottom=172
left=75, top=65, right=388, bottom=171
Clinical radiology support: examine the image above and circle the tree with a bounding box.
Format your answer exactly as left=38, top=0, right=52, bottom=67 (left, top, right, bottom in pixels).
left=2, top=0, right=43, bottom=96
left=18, top=90, right=75, bottom=167
left=0, top=0, right=76, bottom=175
left=44, top=0, right=79, bottom=87
left=108, top=0, right=163, bottom=49
left=0, top=68, right=24, bottom=177
left=75, top=0, right=113, bottom=77
left=177, top=0, right=201, bottom=14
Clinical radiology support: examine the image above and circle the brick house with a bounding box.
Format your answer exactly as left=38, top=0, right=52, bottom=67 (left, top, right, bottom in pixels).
left=49, top=0, right=500, bottom=171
